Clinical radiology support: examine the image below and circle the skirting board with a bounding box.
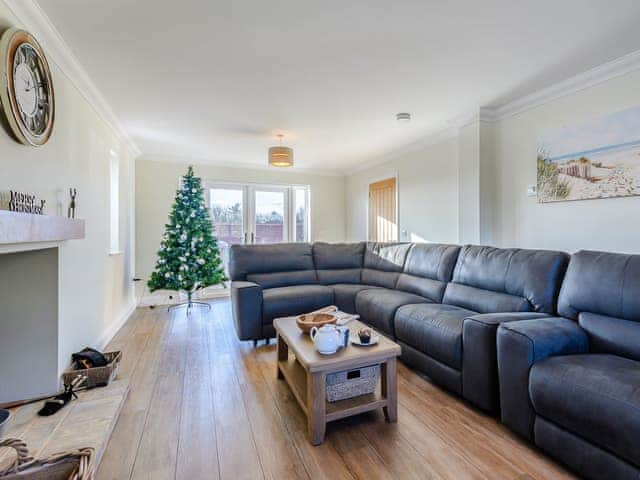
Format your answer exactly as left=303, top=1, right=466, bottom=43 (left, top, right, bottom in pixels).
left=96, top=301, right=137, bottom=352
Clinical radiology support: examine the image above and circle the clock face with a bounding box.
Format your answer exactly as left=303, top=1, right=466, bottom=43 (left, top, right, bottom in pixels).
left=14, top=61, right=38, bottom=117
left=0, top=28, right=55, bottom=146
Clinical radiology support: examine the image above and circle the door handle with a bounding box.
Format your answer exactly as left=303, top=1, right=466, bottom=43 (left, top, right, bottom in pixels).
left=251, top=232, right=255, bottom=244
left=243, top=232, right=248, bottom=244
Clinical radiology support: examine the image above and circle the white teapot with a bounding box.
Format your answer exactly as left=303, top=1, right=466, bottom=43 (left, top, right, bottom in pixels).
left=310, top=324, right=343, bottom=355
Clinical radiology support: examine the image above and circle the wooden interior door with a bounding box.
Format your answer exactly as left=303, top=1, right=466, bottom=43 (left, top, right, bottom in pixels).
left=368, top=177, right=398, bottom=242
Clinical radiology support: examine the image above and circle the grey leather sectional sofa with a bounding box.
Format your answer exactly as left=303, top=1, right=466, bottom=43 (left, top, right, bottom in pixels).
left=229, top=241, right=568, bottom=413
left=497, top=250, right=640, bottom=480
left=229, top=242, right=640, bottom=479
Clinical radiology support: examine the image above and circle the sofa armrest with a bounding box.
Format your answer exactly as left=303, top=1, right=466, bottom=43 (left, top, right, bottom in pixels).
left=230, top=281, right=263, bottom=341
left=462, top=312, right=549, bottom=412
left=497, top=318, right=589, bottom=439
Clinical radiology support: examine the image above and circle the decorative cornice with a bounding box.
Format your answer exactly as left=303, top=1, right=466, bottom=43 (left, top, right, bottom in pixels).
left=442, top=48, right=640, bottom=133
left=140, top=154, right=345, bottom=177
left=491, top=48, right=640, bottom=120
left=347, top=45, right=640, bottom=171
left=5, top=0, right=639, bottom=172
left=344, top=125, right=458, bottom=175
left=448, top=107, right=499, bottom=130
left=2, top=0, right=141, bottom=158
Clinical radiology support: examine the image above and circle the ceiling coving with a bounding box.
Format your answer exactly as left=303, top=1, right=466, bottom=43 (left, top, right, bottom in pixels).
left=32, top=0, right=640, bottom=173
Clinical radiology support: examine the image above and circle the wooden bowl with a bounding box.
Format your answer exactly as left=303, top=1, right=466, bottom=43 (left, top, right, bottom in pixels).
left=296, top=313, right=337, bottom=334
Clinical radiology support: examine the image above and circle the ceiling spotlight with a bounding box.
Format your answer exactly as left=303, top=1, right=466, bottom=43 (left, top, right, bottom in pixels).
left=396, top=112, right=411, bottom=123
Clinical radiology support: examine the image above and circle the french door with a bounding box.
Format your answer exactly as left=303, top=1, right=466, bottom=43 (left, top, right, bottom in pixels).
left=207, top=182, right=309, bottom=248
left=252, top=187, right=288, bottom=244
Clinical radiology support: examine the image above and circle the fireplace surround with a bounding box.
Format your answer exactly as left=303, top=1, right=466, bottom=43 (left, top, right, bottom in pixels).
left=0, top=210, right=84, bottom=405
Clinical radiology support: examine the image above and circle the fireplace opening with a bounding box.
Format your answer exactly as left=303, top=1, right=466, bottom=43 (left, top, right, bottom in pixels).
left=0, top=247, right=59, bottom=405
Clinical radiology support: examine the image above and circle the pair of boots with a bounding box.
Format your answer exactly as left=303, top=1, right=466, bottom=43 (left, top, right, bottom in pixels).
left=38, top=347, right=108, bottom=416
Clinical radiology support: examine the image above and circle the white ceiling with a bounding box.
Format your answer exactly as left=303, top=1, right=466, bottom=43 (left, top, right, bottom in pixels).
left=36, top=0, right=640, bottom=173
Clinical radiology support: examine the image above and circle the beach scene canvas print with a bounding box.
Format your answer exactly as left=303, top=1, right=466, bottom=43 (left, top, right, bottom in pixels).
left=537, top=105, right=640, bottom=203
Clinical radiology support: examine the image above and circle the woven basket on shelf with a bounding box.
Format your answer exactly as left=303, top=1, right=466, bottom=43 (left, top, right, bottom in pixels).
left=326, top=364, right=380, bottom=402
left=0, top=438, right=93, bottom=480
left=62, top=351, right=121, bottom=389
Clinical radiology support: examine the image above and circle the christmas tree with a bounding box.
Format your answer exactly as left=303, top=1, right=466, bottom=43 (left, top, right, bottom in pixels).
left=148, top=166, right=226, bottom=309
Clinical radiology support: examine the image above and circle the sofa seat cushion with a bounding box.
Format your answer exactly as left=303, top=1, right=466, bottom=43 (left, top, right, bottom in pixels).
left=530, top=354, right=640, bottom=468
left=330, top=284, right=379, bottom=314
left=395, top=303, right=477, bottom=369
left=262, top=285, right=334, bottom=324
left=355, top=288, right=430, bottom=336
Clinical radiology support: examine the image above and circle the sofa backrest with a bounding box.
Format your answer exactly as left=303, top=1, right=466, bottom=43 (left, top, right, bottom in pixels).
left=228, top=243, right=317, bottom=289
left=312, top=242, right=365, bottom=284
left=361, top=242, right=412, bottom=288
left=395, top=243, right=461, bottom=302
left=443, top=245, right=569, bottom=314
left=558, top=250, right=640, bottom=361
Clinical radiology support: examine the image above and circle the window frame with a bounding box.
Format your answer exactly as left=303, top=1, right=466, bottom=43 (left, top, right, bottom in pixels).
left=203, top=180, right=311, bottom=244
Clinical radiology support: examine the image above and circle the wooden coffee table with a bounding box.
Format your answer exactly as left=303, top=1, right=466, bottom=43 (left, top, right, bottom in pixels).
left=273, top=317, right=402, bottom=445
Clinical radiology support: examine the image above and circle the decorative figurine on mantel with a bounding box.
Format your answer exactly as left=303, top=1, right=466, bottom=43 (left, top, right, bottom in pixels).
left=68, top=188, right=77, bottom=218
left=8, top=190, right=45, bottom=214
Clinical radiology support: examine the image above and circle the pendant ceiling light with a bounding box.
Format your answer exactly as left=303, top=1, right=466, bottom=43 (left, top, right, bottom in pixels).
left=268, top=134, right=294, bottom=167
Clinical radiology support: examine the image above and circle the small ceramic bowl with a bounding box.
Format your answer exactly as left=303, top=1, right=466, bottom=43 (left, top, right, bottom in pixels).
left=296, top=313, right=337, bottom=334
left=0, top=409, right=11, bottom=439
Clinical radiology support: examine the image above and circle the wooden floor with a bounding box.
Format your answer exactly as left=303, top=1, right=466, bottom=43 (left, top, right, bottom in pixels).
left=96, top=299, right=575, bottom=480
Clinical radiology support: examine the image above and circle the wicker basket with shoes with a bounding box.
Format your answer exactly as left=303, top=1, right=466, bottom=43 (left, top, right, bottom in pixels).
left=0, top=438, right=93, bottom=480
left=62, top=351, right=121, bottom=389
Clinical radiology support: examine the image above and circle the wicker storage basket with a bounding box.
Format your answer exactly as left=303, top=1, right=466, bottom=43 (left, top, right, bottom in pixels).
left=0, top=438, right=93, bottom=480
left=326, top=364, right=380, bottom=402
left=62, top=351, right=121, bottom=389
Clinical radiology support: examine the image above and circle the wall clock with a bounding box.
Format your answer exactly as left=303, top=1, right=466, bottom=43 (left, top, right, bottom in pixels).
left=0, top=28, right=55, bottom=146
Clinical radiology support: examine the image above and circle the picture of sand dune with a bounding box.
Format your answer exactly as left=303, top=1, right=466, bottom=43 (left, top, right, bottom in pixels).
left=537, top=105, right=640, bottom=203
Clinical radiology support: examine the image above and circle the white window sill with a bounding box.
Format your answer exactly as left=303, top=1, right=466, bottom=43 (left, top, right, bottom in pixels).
left=109, top=250, right=124, bottom=256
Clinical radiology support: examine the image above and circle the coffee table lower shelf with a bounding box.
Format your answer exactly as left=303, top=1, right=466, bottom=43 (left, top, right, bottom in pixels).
left=278, top=357, right=388, bottom=423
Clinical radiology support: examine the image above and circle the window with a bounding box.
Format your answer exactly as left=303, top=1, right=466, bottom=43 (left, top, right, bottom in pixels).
left=293, top=186, right=309, bottom=242
left=205, top=181, right=310, bottom=246
left=210, top=187, right=244, bottom=245
left=109, top=150, right=120, bottom=253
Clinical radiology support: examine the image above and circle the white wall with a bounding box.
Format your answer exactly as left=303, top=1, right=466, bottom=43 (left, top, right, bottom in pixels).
left=492, top=69, right=640, bottom=253
left=135, top=157, right=345, bottom=281
left=457, top=122, right=480, bottom=244
left=345, top=137, right=459, bottom=244
left=345, top=67, right=640, bottom=255
left=0, top=5, right=136, bottom=364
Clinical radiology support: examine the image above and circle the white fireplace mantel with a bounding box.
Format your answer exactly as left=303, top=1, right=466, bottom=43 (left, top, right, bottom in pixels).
left=0, top=210, right=86, bottom=404
left=0, top=210, right=85, bottom=253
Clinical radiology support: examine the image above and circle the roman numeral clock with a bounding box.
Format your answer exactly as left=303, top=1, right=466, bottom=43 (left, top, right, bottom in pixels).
left=0, top=28, right=54, bottom=146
